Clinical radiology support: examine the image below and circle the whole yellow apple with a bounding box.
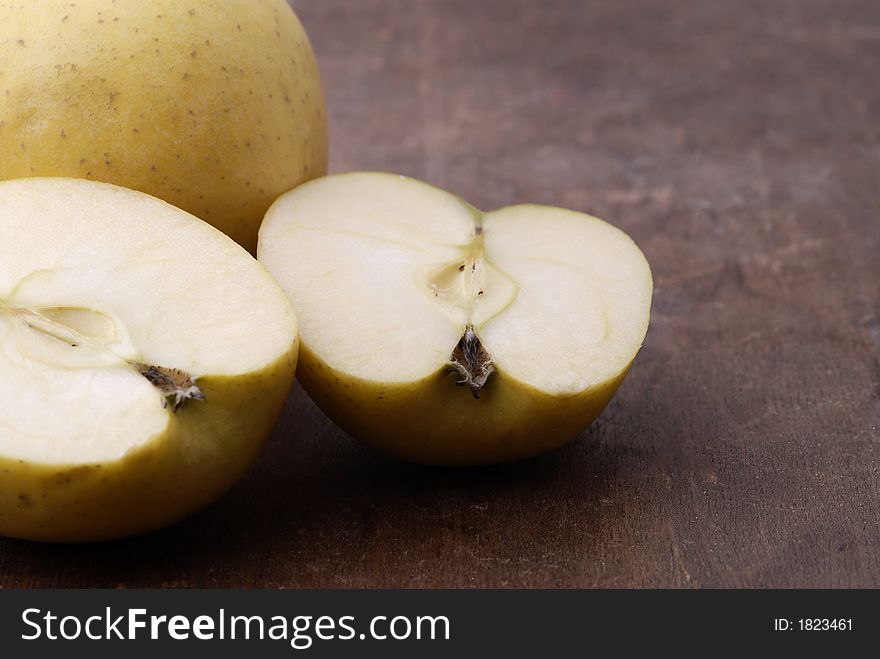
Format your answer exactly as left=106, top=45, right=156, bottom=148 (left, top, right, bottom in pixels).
left=0, top=0, right=327, bottom=253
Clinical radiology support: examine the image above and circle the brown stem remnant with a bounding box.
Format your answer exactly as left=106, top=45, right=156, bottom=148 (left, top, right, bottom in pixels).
left=133, top=363, right=205, bottom=411
left=450, top=326, right=494, bottom=399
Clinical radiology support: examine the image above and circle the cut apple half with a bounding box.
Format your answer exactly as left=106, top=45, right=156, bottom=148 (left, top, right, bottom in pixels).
left=258, top=172, right=652, bottom=465
left=0, top=178, right=297, bottom=542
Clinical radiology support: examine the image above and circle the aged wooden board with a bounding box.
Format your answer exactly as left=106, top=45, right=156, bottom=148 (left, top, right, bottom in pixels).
left=1, top=0, right=879, bottom=588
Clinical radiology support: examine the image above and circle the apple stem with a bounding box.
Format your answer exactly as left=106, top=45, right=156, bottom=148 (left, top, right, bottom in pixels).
left=133, top=363, right=205, bottom=412
left=450, top=326, right=495, bottom=399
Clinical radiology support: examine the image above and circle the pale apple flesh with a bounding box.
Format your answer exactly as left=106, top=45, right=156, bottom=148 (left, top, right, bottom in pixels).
left=258, top=172, right=652, bottom=465
left=0, top=178, right=298, bottom=541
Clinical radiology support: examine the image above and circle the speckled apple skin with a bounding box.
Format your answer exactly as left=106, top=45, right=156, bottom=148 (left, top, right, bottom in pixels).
left=296, top=343, right=633, bottom=466
left=0, top=0, right=327, bottom=253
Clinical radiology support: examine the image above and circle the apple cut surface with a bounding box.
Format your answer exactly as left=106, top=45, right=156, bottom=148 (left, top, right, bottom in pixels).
left=259, top=172, right=652, bottom=465
left=0, top=178, right=297, bottom=542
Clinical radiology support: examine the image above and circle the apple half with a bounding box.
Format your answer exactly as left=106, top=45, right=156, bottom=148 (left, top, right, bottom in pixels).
left=0, top=178, right=297, bottom=542
left=258, top=172, right=652, bottom=465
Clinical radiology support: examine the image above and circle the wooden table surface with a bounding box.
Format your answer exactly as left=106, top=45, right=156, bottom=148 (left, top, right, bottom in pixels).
left=2, top=0, right=880, bottom=588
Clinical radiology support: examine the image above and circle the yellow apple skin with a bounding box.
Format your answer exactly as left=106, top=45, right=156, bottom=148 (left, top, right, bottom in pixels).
left=0, top=0, right=327, bottom=253
left=296, top=344, right=631, bottom=466
left=0, top=347, right=296, bottom=543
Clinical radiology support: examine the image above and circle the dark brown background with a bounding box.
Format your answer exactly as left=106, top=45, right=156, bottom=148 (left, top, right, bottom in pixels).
left=2, top=0, right=879, bottom=588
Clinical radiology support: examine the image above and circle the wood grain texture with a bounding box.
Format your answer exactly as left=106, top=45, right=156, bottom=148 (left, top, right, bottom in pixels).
left=2, top=0, right=879, bottom=588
